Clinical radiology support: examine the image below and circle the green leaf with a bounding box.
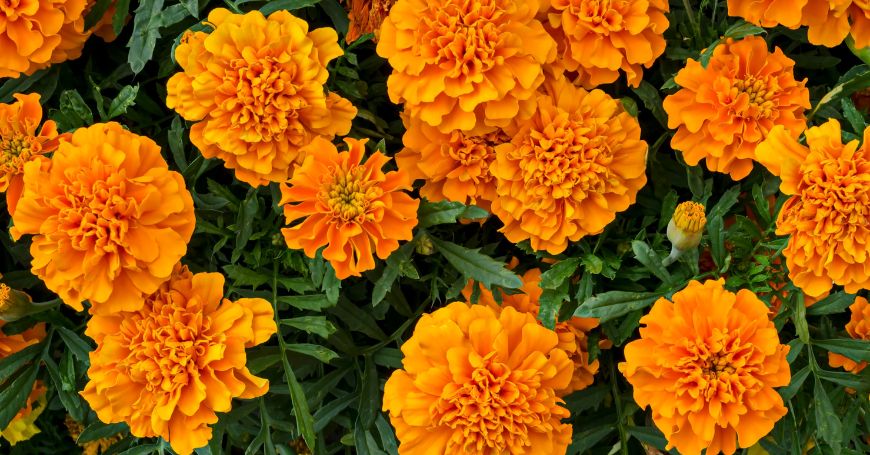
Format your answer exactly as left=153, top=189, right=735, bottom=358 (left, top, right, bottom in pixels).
left=84, top=0, right=112, bottom=29
left=127, top=0, right=164, bottom=74
left=793, top=295, right=810, bottom=344
left=278, top=294, right=335, bottom=311
left=58, top=89, right=94, bottom=127
left=779, top=365, right=810, bottom=401
left=374, top=414, right=399, bottom=455
left=811, top=64, right=870, bottom=119
left=813, top=379, right=843, bottom=452
left=574, top=291, right=663, bottom=323
left=372, top=242, right=414, bottom=307
left=631, top=240, right=672, bottom=284
left=281, top=354, right=316, bottom=451
left=538, top=282, right=568, bottom=330
left=841, top=98, right=866, bottom=133
left=224, top=265, right=271, bottom=289
left=357, top=356, right=379, bottom=430
left=539, top=258, right=581, bottom=290
left=106, top=85, right=139, bottom=119
left=567, top=424, right=613, bottom=454
left=807, top=292, right=856, bottom=316
left=260, top=0, right=322, bottom=15
left=112, top=0, right=131, bottom=35
left=814, top=339, right=870, bottom=362
left=417, top=200, right=478, bottom=228
left=631, top=81, right=668, bottom=127
left=284, top=343, right=339, bottom=363
left=627, top=426, right=668, bottom=450
left=57, top=326, right=93, bottom=362
left=0, top=342, right=41, bottom=382
left=77, top=421, right=128, bottom=444
left=0, top=365, right=39, bottom=429
left=280, top=317, right=336, bottom=339
left=816, top=368, right=870, bottom=392
left=430, top=237, right=522, bottom=290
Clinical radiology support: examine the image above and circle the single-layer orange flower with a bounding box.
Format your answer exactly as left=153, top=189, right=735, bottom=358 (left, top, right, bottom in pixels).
left=546, top=0, right=669, bottom=88
left=11, top=122, right=195, bottom=314
left=828, top=296, right=870, bottom=373
left=728, top=0, right=870, bottom=48
left=166, top=8, right=357, bottom=187
left=756, top=120, right=870, bottom=298
left=490, top=77, right=647, bottom=254
left=345, top=0, right=396, bottom=43
left=396, top=114, right=507, bottom=211
left=0, top=93, right=65, bottom=216
left=81, top=265, right=277, bottom=455
left=376, top=0, right=556, bottom=132
left=383, top=301, right=574, bottom=454
left=663, top=36, right=810, bottom=180
left=620, top=280, right=791, bottom=455
left=463, top=268, right=600, bottom=395
left=0, top=321, right=46, bottom=445
left=280, top=137, right=419, bottom=279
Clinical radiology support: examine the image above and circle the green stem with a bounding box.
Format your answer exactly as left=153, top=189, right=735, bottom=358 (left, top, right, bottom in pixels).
left=682, top=0, right=702, bottom=42
left=609, top=354, right=630, bottom=455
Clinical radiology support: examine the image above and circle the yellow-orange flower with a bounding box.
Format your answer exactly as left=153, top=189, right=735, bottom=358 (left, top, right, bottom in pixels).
left=383, top=301, right=574, bottom=454
left=280, top=137, right=419, bottom=279
left=345, top=0, right=396, bottom=43
left=64, top=415, right=122, bottom=455
left=491, top=77, right=647, bottom=254
left=728, top=0, right=870, bottom=48
left=663, top=36, right=810, bottom=180
left=620, top=280, right=791, bottom=455
left=376, top=0, right=556, bottom=132
left=756, top=120, right=870, bottom=298
left=11, top=122, right=195, bottom=314
left=828, top=296, right=870, bottom=374
left=546, top=0, right=669, bottom=88
left=0, top=93, right=64, bottom=216
left=81, top=265, right=277, bottom=455
left=396, top=114, right=507, bottom=211
left=166, top=8, right=357, bottom=187
left=0, top=321, right=46, bottom=445
left=463, top=268, right=600, bottom=395
left=0, top=0, right=85, bottom=77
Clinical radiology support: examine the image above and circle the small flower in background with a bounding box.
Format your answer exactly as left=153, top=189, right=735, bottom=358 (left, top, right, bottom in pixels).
left=10, top=122, right=196, bottom=314
left=545, top=0, right=670, bottom=88
left=280, top=137, right=419, bottom=279
left=81, top=264, right=277, bottom=455
left=64, top=415, right=122, bottom=455
left=491, top=77, right=648, bottom=254
left=663, top=201, right=706, bottom=266
left=828, top=296, right=870, bottom=374
left=383, top=301, right=574, bottom=454
left=0, top=93, right=65, bottom=216
left=166, top=8, right=357, bottom=187
left=755, top=119, right=870, bottom=298
left=0, top=321, right=46, bottom=445
left=728, top=0, right=870, bottom=48
left=344, top=0, right=396, bottom=43
left=620, top=279, right=791, bottom=455
left=663, top=36, right=810, bottom=180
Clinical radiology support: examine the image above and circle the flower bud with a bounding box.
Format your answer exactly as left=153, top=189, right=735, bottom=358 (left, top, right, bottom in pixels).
left=0, top=284, right=56, bottom=321
left=415, top=233, right=435, bottom=255
left=663, top=202, right=706, bottom=266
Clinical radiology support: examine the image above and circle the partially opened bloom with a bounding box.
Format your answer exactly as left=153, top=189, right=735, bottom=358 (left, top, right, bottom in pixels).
left=383, top=301, right=574, bottom=454
left=280, top=137, right=419, bottom=279
left=491, top=78, right=647, bottom=254
left=728, top=0, right=870, bottom=48
left=81, top=265, right=277, bottom=455
left=0, top=321, right=46, bottom=445
left=0, top=93, right=65, bottom=215
left=620, top=280, right=791, bottom=455
left=11, top=122, right=195, bottom=314
left=166, top=8, right=357, bottom=187
left=376, top=0, right=556, bottom=132
left=828, top=296, right=869, bottom=374
left=755, top=120, right=870, bottom=297
left=663, top=36, right=810, bottom=180
left=463, top=268, right=600, bottom=395
left=546, top=0, right=669, bottom=88
left=345, top=0, right=396, bottom=43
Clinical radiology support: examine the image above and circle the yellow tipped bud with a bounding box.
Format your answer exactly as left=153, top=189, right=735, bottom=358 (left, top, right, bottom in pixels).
left=0, top=284, right=34, bottom=322
left=415, top=234, right=435, bottom=255
left=667, top=202, right=706, bottom=251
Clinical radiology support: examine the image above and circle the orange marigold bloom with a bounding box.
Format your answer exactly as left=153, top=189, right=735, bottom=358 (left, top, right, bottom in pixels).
left=376, top=0, right=556, bottom=132
left=280, top=137, right=419, bottom=279
left=463, top=268, right=600, bottom=395
left=491, top=78, right=647, bottom=254
left=756, top=120, right=870, bottom=297
left=396, top=114, right=507, bottom=211
left=383, top=301, right=574, bottom=454
left=0, top=321, right=46, bottom=445
left=11, top=122, right=195, bottom=314
left=345, top=0, right=396, bottom=43
left=828, top=296, right=870, bottom=374
left=620, top=280, right=791, bottom=455
left=166, top=8, right=357, bottom=187
left=663, top=36, right=810, bottom=180
left=728, top=0, right=870, bottom=48
left=546, top=0, right=669, bottom=88
left=0, top=93, right=65, bottom=216
left=81, top=265, right=277, bottom=455
left=0, top=0, right=86, bottom=77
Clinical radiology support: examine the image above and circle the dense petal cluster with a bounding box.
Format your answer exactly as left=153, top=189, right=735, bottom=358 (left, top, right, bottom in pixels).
left=728, top=0, right=870, bottom=48
left=345, top=0, right=396, bottom=43
left=620, top=280, right=791, bottom=455
left=756, top=120, right=870, bottom=297
left=463, top=268, right=600, bottom=395
left=280, top=137, right=419, bottom=279
left=11, top=122, right=195, bottom=314
left=546, top=0, right=669, bottom=87
left=0, top=321, right=46, bottom=445
left=828, top=296, right=870, bottom=373
left=376, top=0, right=556, bottom=132
left=383, top=301, right=574, bottom=455
left=663, top=36, right=810, bottom=180
left=81, top=265, right=277, bottom=455
left=491, top=78, right=647, bottom=254
left=166, top=8, right=357, bottom=187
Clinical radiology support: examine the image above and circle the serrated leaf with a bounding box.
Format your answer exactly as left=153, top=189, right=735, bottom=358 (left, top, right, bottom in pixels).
left=77, top=421, right=128, bottom=444
left=416, top=200, right=474, bottom=228
left=814, top=339, right=870, bottom=362
left=106, top=85, right=139, bottom=119
left=631, top=240, right=672, bottom=284
left=280, top=316, right=336, bottom=339
left=807, top=292, right=856, bottom=316
left=126, top=0, right=164, bottom=74
left=260, top=0, right=322, bottom=15
left=539, top=258, right=581, bottom=290
left=574, top=291, right=663, bottom=323
left=278, top=294, right=334, bottom=311
left=372, top=242, right=414, bottom=307
left=284, top=343, right=338, bottom=363
left=814, top=379, right=843, bottom=452
left=224, top=265, right=270, bottom=289
left=631, top=81, right=667, bottom=127
left=430, top=237, right=522, bottom=290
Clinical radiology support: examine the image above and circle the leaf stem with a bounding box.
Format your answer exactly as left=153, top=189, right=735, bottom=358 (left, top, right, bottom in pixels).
left=609, top=354, right=630, bottom=455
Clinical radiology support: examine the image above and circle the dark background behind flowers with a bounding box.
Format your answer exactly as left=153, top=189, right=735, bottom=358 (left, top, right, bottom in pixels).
left=0, top=0, right=868, bottom=454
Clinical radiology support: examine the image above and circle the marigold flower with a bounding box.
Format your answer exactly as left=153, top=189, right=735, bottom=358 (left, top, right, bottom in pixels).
left=546, top=0, right=669, bottom=88
left=280, top=137, right=419, bottom=279
left=620, top=279, right=791, bottom=455
left=0, top=93, right=65, bottom=216
left=463, top=268, right=600, bottom=395
left=345, top=0, right=396, bottom=43
left=490, top=78, right=647, bottom=254
left=828, top=296, right=870, bottom=374
left=376, top=0, right=556, bottom=132
left=663, top=36, right=810, bottom=180
left=668, top=201, right=706, bottom=250
left=64, top=415, right=122, bottom=455
left=11, top=122, right=195, bottom=314
left=383, top=301, right=574, bottom=454
left=81, top=265, right=277, bottom=455
left=0, top=321, right=46, bottom=445
left=728, top=0, right=870, bottom=48
left=166, top=8, right=357, bottom=187
left=755, top=120, right=870, bottom=297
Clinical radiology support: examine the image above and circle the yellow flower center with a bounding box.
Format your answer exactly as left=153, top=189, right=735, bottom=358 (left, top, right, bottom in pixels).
left=420, top=0, right=505, bottom=78
left=58, top=169, right=133, bottom=253
left=731, top=75, right=777, bottom=118
left=323, top=167, right=375, bottom=221
left=0, top=133, right=39, bottom=171
left=672, top=201, right=706, bottom=234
